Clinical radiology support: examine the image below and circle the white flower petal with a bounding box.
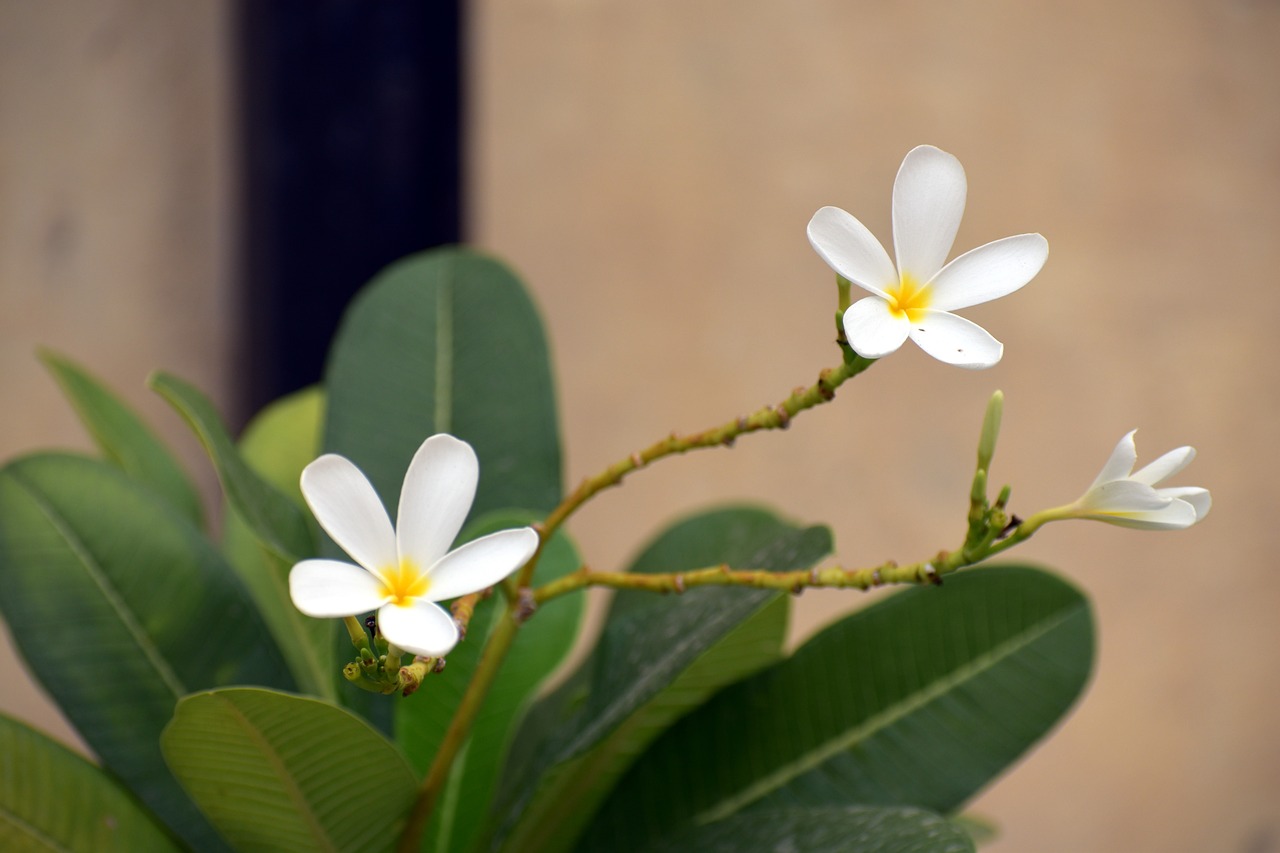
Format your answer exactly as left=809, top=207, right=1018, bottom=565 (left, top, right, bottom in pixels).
left=908, top=311, right=1003, bottom=369
left=1076, top=479, right=1171, bottom=514
left=892, top=145, right=967, bottom=283
left=397, top=434, right=479, bottom=567
left=300, top=455, right=397, bottom=572
left=378, top=600, right=460, bottom=658
left=926, top=233, right=1049, bottom=311
left=1083, top=499, right=1201, bottom=531
left=806, top=206, right=898, bottom=298
left=1058, top=432, right=1208, bottom=531
left=1089, top=431, right=1139, bottom=490
left=1131, top=446, right=1195, bottom=486
left=841, top=297, right=911, bottom=358
left=425, top=527, right=539, bottom=602
left=289, top=559, right=389, bottom=617
left=1161, top=486, right=1211, bottom=521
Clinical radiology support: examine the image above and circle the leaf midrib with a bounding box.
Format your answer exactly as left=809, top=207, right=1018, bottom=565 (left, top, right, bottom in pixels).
left=563, top=592, right=767, bottom=760
left=11, top=467, right=187, bottom=700
left=693, top=600, right=1088, bottom=825
left=217, top=696, right=337, bottom=853
left=434, top=265, right=454, bottom=434
left=518, top=598, right=784, bottom=851
left=0, top=804, right=74, bottom=853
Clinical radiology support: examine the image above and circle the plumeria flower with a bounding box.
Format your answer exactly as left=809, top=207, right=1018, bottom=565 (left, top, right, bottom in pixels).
left=1048, top=430, right=1211, bottom=530
left=288, top=434, right=539, bottom=657
left=808, top=145, right=1049, bottom=369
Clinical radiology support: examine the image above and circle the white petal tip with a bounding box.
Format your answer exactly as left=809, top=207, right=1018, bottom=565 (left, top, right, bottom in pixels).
left=903, top=144, right=959, bottom=165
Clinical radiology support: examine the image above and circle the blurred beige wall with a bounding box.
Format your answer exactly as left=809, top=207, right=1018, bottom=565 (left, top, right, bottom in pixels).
left=2, top=2, right=1277, bottom=851
left=471, top=1, right=1278, bottom=851
left=0, top=1, right=234, bottom=750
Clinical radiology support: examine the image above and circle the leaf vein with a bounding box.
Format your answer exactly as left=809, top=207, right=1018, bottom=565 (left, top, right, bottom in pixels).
left=0, top=806, right=74, bottom=853
left=693, top=601, right=1088, bottom=824
left=434, top=263, right=454, bottom=433
left=10, top=469, right=187, bottom=700
left=216, top=696, right=338, bottom=853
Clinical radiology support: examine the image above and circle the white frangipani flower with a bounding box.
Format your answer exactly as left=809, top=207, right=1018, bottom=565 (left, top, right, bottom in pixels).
left=1058, top=430, right=1211, bottom=530
left=288, top=434, right=538, bottom=658
left=807, top=145, right=1049, bottom=369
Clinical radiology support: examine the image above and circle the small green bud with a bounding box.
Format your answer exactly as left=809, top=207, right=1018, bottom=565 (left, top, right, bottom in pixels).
left=996, top=484, right=1012, bottom=509
left=384, top=648, right=402, bottom=677
left=970, top=467, right=988, bottom=508
left=977, top=390, right=1004, bottom=473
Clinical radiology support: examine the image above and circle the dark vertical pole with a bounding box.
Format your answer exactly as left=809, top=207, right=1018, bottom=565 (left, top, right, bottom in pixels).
left=236, top=0, right=464, bottom=420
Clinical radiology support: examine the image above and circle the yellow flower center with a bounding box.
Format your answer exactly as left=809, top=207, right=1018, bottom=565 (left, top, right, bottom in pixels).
left=379, top=558, right=430, bottom=607
left=885, top=272, right=932, bottom=323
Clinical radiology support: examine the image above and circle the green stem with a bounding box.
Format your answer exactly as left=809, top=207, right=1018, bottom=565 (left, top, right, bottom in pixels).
left=533, top=558, right=948, bottom=603
left=539, top=355, right=874, bottom=545
left=450, top=590, right=485, bottom=637
left=984, top=510, right=1053, bottom=556
left=397, top=604, right=521, bottom=852
left=342, top=615, right=371, bottom=651
left=534, top=505, right=1063, bottom=605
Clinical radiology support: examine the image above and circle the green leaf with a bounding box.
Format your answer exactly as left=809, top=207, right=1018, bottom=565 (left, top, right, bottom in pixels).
left=150, top=371, right=313, bottom=562
left=320, top=248, right=564, bottom=723
left=395, top=511, right=584, bottom=853
left=491, top=506, right=832, bottom=853
left=951, top=813, right=999, bottom=846
left=644, top=806, right=975, bottom=853
left=322, top=247, right=562, bottom=524
left=221, top=386, right=332, bottom=699
left=236, top=385, right=324, bottom=507
left=0, top=711, right=183, bottom=853
left=0, top=453, right=295, bottom=850
left=579, top=565, right=1094, bottom=851
left=162, top=688, right=417, bottom=853
left=39, top=350, right=203, bottom=528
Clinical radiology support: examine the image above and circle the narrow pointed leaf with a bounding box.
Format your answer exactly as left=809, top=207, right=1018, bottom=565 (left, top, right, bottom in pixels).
left=322, top=247, right=562, bottom=526
left=150, top=371, right=313, bottom=562
left=644, top=806, right=975, bottom=853
left=221, top=386, right=332, bottom=699
left=580, top=566, right=1094, bottom=851
left=0, top=712, right=182, bottom=852
left=162, top=688, right=416, bottom=853
left=0, top=453, right=294, bottom=850
left=39, top=350, right=203, bottom=528
left=396, top=512, right=584, bottom=853
left=491, top=506, right=832, bottom=853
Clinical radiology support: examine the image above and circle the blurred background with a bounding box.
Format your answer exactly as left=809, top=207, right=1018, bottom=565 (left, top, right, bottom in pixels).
left=2, top=1, right=1277, bottom=850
